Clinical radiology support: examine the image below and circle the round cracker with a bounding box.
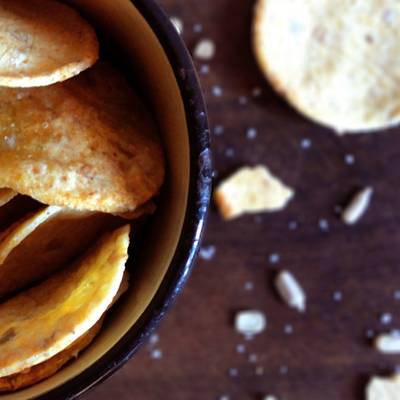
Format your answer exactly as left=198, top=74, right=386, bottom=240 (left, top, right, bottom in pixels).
left=0, top=0, right=98, bottom=87
left=0, top=225, right=129, bottom=378
left=0, top=318, right=103, bottom=392
left=0, top=61, right=165, bottom=214
left=253, top=0, right=400, bottom=133
left=0, top=206, right=123, bottom=300
left=0, top=272, right=129, bottom=392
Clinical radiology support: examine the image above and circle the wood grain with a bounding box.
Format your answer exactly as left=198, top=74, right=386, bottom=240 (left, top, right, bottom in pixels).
left=87, top=1, right=400, bottom=399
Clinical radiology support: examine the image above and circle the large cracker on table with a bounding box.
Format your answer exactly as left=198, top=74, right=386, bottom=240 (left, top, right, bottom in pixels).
left=0, top=225, right=129, bottom=377
left=0, top=61, right=165, bottom=213
left=0, top=206, right=122, bottom=300
left=253, top=0, right=400, bottom=133
left=0, top=0, right=98, bottom=87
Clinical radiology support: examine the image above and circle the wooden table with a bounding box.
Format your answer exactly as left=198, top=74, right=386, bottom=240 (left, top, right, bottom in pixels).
left=88, top=1, right=400, bottom=399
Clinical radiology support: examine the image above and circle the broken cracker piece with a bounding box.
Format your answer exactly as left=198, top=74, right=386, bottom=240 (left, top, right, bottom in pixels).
left=367, top=374, right=400, bottom=400
left=375, top=332, right=400, bottom=354
left=235, top=310, right=267, bottom=336
left=214, top=165, right=294, bottom=220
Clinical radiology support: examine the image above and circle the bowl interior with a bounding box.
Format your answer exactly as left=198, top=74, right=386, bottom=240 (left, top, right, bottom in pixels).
left=2, top=0, right=190, bottom=398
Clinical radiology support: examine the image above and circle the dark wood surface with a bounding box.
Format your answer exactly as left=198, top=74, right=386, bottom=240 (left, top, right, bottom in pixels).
left=87, top=1, right=400, bottom=399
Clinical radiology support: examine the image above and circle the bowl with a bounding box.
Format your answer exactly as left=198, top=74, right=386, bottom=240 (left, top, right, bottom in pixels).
left=3, top=0, right=211, bottom=398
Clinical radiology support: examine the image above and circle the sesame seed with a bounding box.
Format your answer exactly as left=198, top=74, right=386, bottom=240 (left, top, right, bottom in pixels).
left=212, top=85, right=223, bottom=97
left=300, top=138, right=312, bottom=149
left=344, top=154, right=355, bottom=165
left=269, top=253, right=280, bottom=264
left=246, top=127, right=258, bottom=139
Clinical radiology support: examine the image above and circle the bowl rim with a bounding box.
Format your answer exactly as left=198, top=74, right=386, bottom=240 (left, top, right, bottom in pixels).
left=42, top=1, right=211, bottom=399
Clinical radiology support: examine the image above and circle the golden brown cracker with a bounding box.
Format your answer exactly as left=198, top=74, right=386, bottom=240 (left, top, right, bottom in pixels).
left=0, top=0, right=98, bottom=87
left=0, top=206, right=123, bottom=300
left=0, top=225, right=129, bottom=377
left=0, top=62, right=165, bottom=213
left=253, top=0, right=400, bottom=133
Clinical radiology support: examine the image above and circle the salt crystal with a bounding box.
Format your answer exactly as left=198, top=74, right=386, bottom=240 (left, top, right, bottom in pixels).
left=279, top=365, right=289, bottom=375
left=300, top=138, right=312, bottom=149
left=246, top=127, right=257, bottom=139
left=199, top=64, right=210, bottom=75
left=193, top=23, right=203, bottom=33
left=236, top=344, right=246, bottom=354
left=199, top=245, right=216, bottom=260
left=225, top=148, right=235, bottom=157
left=269, top=253, right=280, bottom=264
left=194, top=39, right=215, bottom=60
left=344, top=154, right=355, bottom=165
left=244, top=281, right=254, bottom=291
left=149, top=334, right=159, bottom=345
left=381, top=313, right=393, bottom=325
left=319, top=219, right=330, bottom=232
left=394, top=290, right=400, bottom=300
left=212, top=85, right=222, bottom=97
left=248, top=353, right=258, bottom=363
left=214, top=125, right=224, bottom=135
left=284, top=324, right=294, bottom=335
left=288, top=220, right=298, bottom=230
left=228, top=367, right=238, bottom=377
left=333, top=291, right=343, bottom=302
left=150, top=349, right=163, bottom=359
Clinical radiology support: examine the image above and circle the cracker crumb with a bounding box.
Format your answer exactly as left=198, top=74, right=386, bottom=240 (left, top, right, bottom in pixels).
left=214, top=165, right=294, bottom=220
left=275, top=270, right=306, bottom=312
left=194, top=39, right=215, bottom=60
left=375, top=332, right=400, bottom=354
left=342, top=187, right=373, bottom=225
left=234, top=310, right=267, bottom=335
left=367, top=374, right=400, bottom=400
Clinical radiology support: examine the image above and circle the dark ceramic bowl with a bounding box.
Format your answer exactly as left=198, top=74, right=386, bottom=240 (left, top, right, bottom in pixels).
left=3, top=1, right=211, bottom=399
